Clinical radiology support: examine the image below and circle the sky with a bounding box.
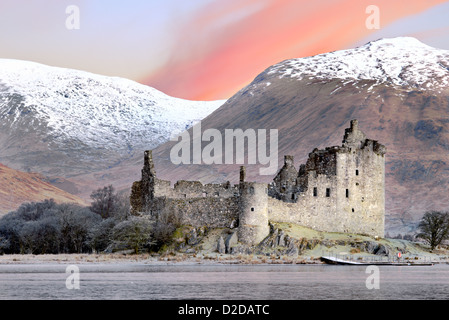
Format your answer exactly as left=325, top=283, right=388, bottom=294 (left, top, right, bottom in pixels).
left=1, top=0, right=449, bottom=101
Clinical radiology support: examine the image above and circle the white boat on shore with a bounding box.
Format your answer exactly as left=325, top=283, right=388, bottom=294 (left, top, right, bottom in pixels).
left=320, top=256, right=433, bottom=266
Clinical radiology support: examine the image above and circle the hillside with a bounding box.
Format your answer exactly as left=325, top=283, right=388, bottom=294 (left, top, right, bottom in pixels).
left=0, top=58, right=224, bottom=177
left=0, top=163, right=86, bottom=215
left=149, top=37, right=449, bottom=235
left=0, top=58, right=224, bottom=199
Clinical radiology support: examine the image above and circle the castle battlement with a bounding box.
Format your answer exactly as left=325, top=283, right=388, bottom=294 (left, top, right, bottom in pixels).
left=130, top=120, right=386, bottom=245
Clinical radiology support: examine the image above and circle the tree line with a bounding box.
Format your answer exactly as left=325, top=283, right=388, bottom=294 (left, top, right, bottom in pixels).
left=0, top=185, right=178, bottom=255
left=0, top=186, right=447, bottom=254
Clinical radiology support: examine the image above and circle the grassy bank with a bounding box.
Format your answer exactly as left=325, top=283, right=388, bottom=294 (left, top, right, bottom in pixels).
left=1, top=222, right=448, bottom=265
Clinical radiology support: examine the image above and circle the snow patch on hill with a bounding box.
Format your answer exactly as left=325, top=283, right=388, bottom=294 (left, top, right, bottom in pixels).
left=268, top=37, right=449, bottom=91
left=0, top=59, right=225, bottom=151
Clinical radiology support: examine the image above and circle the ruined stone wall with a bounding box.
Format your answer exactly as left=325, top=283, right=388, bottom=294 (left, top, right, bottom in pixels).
left=270, top=155, right=298, bottom=202
left=152, top=179, right=238, bottom=199
left=153, top=178, right=172, bottom=197
left=267, top=137, right=385, bottom=238
left=268, top=171, right=339, bottom=232
left=150, top=196, right=239, bottom=228
left=131, top=119, right=386, bottom=243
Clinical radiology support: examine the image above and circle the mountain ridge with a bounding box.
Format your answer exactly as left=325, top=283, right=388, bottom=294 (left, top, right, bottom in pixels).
left=0, top=58, right=224, bottom=177
left=266, top=37, right=449, bottom=91
left=149, top=37, right=449, bottom=235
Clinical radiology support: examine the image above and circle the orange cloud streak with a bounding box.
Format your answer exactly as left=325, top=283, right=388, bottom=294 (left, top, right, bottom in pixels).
left=143, top=0, right=447, bottom=100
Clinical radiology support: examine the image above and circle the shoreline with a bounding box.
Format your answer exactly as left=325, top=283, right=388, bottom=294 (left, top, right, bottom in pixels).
left=0, top=253, right=326, bottom=265
left=1, top=252, right=446, bottom=266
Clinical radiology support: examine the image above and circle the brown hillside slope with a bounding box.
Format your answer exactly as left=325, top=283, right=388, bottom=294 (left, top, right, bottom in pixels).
left=0, top=163, right=86, bottom=215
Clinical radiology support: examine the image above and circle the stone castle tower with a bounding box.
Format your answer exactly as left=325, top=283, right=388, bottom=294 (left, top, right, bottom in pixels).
left=237, top=166, right=270, bottom=245
left=268, top=119, right=386, bottom=237
left=130, top=120, right=386, bottom=245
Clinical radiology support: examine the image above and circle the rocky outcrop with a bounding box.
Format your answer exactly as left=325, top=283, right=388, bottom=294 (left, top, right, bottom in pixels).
left=225, top=232, right=238, bottom=254
left=251, top=225, right=395, bottom=257
left=217, top=236, right=226, bottom=254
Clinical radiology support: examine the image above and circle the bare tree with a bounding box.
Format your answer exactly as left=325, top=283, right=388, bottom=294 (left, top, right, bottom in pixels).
left=58, top=204, right=101, bottom=253
left=90, top=185, right=131, bottom=219
left=90, top=185, right=119, bottom=219
left=417, top=211, right=449, bottom=251
left=18, top=217, right=60, bottom=254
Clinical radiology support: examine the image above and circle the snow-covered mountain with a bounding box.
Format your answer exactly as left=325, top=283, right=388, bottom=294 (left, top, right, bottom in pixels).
left=0, top=59, right=224, bottom=152
left=265, top=37, right=449, bottom=92
left=0, top=59, right=225, bottom=176
left=151, top=37, right=449, bottom=235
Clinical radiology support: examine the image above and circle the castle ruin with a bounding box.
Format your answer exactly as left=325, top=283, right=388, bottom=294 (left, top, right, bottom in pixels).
left=130, top=120, right=386, bottom=245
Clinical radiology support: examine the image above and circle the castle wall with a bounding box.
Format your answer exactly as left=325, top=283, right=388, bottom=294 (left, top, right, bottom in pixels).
left=153, top=178, right=172, bottom=197
left=270, top=155, right=298, bottom=202
left=267, top=143, right=385, bottom=238
left=131, top=119, right=386, bottom=244
left=153, top=179, right=238, bottom=199
left=335, top=145, right=385, bottom=237
left=151, top=196, right=239, bottom=228
left=268, top=171, right=339, bottom=232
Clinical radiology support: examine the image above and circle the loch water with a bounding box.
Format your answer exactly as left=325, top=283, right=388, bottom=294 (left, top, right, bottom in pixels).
left=0, top=263, right=448, bottom=300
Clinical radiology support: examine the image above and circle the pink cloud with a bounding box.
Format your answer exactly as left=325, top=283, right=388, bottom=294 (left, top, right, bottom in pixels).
left=143, top=0, right=447, bottom=100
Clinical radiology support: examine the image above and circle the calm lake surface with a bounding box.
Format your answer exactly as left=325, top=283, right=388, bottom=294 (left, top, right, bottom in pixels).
left=0, top=263, right=448, bottom=300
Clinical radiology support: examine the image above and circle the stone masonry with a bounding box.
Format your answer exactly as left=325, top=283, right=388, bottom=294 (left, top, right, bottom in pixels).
left=130, top=120, right=386, bottom=245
